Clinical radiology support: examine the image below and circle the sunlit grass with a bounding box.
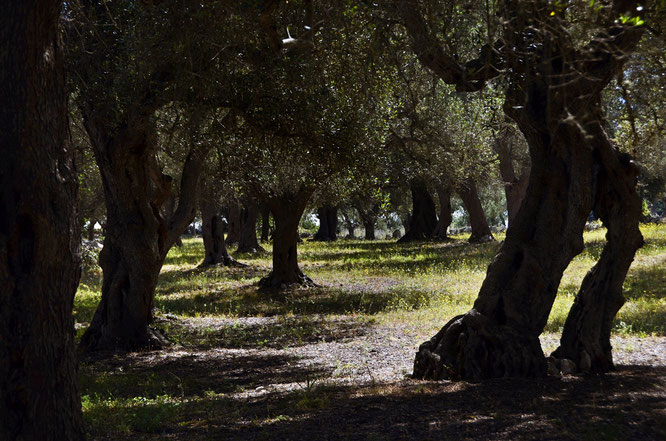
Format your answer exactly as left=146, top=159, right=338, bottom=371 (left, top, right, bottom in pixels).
left=75, top=224, right=666, bottom=337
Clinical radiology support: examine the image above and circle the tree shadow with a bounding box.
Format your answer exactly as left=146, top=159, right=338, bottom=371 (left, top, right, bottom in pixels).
left=84, top=365, right=666, bottom=440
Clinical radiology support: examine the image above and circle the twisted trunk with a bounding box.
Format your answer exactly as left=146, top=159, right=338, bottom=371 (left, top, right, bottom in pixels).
left=313, top=205, right=338, bottom=241
left=259, top=189, right=313, bottom=289
left=495, top=133, right=530, bottom=226
left=80, top=110, right=211, bottom=351
left=200, top=192, right=237, bottom=266
left=457, top=178, right=495, bottom=243
left=432, top=184, right=453, bottom=240
left=399, top=178, right=438, bottom=242
left=0, top=2, right=85, bottom=438
left=552, top=147, right=644, bottom=373
left=237, top=202, right=264, bottom=253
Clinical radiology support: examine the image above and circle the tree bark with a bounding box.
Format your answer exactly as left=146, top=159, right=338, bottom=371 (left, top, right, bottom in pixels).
left=0, top=2, right=85, bottom=439
left=236, top=202, right=265, bottom=253
left=354, top=201, right=379, bottom=241
left=432, top=184, right=453, bottom=240
left=399, top=178, right=438, bottom=242
left=79, top=108, right=213, bottom=351
left=259, top=189, right=313, bottom=289
left=495, top=131, right=530, bottom=227
left=200, top=190, right=237, bottom=266
left=225, top=201, right=241, bottom=246
left=403, top=0, right=644, bottom=380
left=457, top=178, right=495, bottom=243
left=313, top=205, right=339, bottom=241
left=552, top=148, right=644, bottom=373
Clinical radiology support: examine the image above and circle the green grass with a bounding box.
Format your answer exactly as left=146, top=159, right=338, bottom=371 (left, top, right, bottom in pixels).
left=74, top=224, right=666, bottom=335
left=74, top=224, right=666, bottom=438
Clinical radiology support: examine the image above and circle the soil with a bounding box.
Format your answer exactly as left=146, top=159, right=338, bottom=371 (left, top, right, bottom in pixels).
left=82, top=314, right=666, bottom=440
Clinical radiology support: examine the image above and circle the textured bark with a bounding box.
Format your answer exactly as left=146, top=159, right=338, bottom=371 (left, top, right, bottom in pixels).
left=200, top=191, right=237, bottom=266
left=552, top=148, right=644, bottom=373
left=259, top=189, right=313, bottom=289
left=495, top=133, right=530, bottom=226
left=402, top=0, right=644, bottom=380
left=225, top=201, right=241, bottom=246
left=0, top=2, right=85, bottom=439
left=237, top=202, right=265, bottom=253
left=432, top=184, right=453, bottom=240
left=399, top=178, right=438, bottom=242
left=341, top=209, right=357, bottom=239
left=79, top=108, right=211, bottom=351
left=313, top=205, right=339, bottom=241
left=457, top=178, right=495, bottom=243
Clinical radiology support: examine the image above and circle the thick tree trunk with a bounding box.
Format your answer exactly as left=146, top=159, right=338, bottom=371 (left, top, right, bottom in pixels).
left=313, top=205, right=338, bottom=241
left=165, top=195, right=183, bottom=247
left=0, top=2, right=85, bottom=439
left=457, top=178, right=495, bottom=243
left=399, top=178, right=438, bottom=242
left=225, top=201, right=241, bottom=246
left=237, top=202, right=265, bottom=253
left=260, top=206, right=271, bottom=242
left=414, top=119, right=597, bottom=380
left=432, top=184, right=452, bottom=240
left=363, top=220, right=376, bottom=240
left=552, top=148, right=644, bottom=373
left=200, top=193, right=237, bottom=266
left=354, top=201, right=379, bottom=241
left=259, top=190, right=313, bottom=289
left=495, top=133, right=530, bottom=227
left=79, top=113, right=170, bottom=351
left=80, top=108, right=211, bottom=351
left=341, top=210, right=356, bottom=239
left=401, top=0, right=644, bottom=381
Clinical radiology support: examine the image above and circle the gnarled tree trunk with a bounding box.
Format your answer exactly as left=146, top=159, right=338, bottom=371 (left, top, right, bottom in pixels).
left=401, top=0, right=644, bottom=381
left=0, top=2, right=85, bottom=438
left=552, top=147, right=644, bottom=373
left=495, top=131, right=530, bottom=227
left=80, top=108, right=213, bottom=351
left=259, top=189, right=313, bottom=289
left=237, top=202, right=265, bottom=253
left=457, top=178, right=495, bottom=243
left=399, top=178, right=438, bottom=242
left=313, top=205, right=339, bottom=241
left=200, top=189, right=237, bottom=266
left=432, top=184, right=453, bottom=240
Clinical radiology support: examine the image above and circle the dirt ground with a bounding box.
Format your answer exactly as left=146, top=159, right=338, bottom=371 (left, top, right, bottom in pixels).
left=82, top=315, right=666, bottom=440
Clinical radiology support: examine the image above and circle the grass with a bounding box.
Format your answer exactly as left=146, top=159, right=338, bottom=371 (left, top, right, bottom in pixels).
left=74, top=223, right=666, bottom=439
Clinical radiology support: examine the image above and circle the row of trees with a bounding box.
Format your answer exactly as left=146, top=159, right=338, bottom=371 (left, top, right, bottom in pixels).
left=2, top=0, right=664, bottom=439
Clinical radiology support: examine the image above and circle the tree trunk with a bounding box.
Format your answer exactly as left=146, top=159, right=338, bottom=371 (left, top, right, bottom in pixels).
left=313, top=205, right=338, bottom=241
left=259, top=189, right=313, bottom=289
left=80, top=108, right=212, bottom=351
left=399, top=178, right=438, bottom=242
left=341, top=210, right=356, bottom=239
left=0, top=2, right=85, bottom=439
left=363, top=220, right=376, bottom=240
left=165, top=194, right=183, bottom=247
left=200, top=192, right=237, bottom=266
left=552, top=148, right=644, bottom=373
left=457, top=178, right=495, bottom=243
left=495, top=132, right=530, bottom=227
left=79, top=113, right=170, bottom=351
left=432, top=184, right=452, bottom=240
left=260, top=206, right=271, bottom=242
left=225, top=201, right=241, bottom=246
left=400, top=0, right=645, bottom=381
left=236, top=202, right=265, bottom=253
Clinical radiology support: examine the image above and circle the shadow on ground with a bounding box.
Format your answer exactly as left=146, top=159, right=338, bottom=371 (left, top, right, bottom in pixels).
left=83, top=362, right=666, bottom=441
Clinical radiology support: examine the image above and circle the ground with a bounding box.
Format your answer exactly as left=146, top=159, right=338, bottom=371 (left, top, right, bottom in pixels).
left=75, top=224, right=666, bottom=440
